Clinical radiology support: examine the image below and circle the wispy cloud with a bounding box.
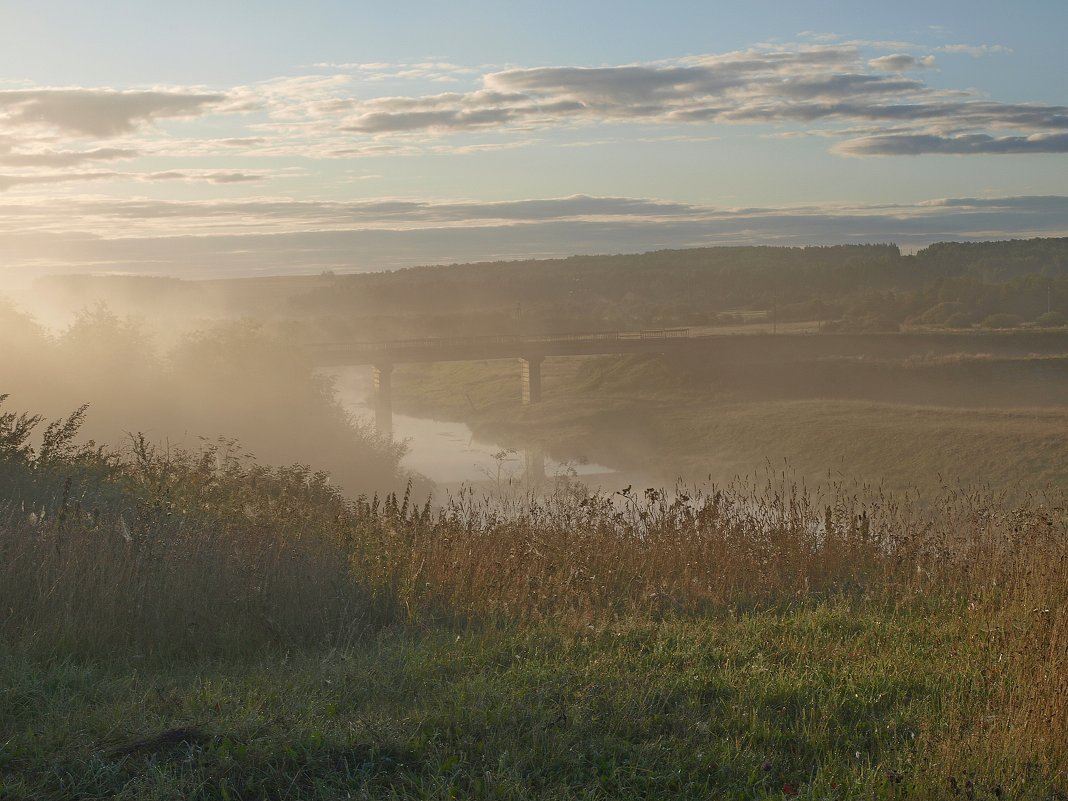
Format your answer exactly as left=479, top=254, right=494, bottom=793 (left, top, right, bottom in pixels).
left=143, top=170, right=267, bottom=184
left=867, top=54, right=936, bottom=72
left=836, top=132, right=1068, bottom=156
left=308, top=45, right=1061, bottom=156
left=0, top=147, right=138, bottom=167
left=938, top=43, right=1013, bottom=57
left=310, top=61, right=480, bottom=83
left=3, top=193, right=1065, bottom=257
left=0, top=88, right=225, bottom=137
left=0, top=40, right=1049, bottom=179
left=4, top=192, right=1067, bottom=282
left=0, top=171, right=115, bottom=191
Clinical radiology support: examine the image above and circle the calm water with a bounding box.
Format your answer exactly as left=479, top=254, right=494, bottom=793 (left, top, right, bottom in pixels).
left=327, top=366, right=614, bottom=485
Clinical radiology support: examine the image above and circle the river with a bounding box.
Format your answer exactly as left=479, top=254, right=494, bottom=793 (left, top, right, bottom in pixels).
left=326, top=366, right=616, bottom=488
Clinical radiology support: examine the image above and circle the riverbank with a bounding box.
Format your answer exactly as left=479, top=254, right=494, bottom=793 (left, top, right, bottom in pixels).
left=392, top=354, right=1068, bottom=497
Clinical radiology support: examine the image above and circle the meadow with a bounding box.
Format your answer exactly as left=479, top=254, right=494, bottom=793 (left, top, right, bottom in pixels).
left=3, top=398, right=1068, bottom=799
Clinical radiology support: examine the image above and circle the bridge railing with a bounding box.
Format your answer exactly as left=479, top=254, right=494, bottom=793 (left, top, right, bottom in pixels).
left=308, top=327, right=691, bottom=354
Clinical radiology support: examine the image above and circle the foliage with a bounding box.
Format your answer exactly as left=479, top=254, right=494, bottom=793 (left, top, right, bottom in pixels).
left=981, top=312, right=1023, bottom=329
left=0, top=398, right=399, bottom=660
left=0, top=304, right=410, bottom=496
left=1037, top=310, right=1067, bottom=327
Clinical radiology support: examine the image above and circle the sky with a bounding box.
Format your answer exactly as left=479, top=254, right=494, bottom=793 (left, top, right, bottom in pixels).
left=1, top=0, right=1066, bottom=284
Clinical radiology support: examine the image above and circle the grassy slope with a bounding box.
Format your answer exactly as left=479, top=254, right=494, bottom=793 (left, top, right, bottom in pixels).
left=393, top=357, right=1068, bottom=495
left=3, top=605, right=994, bottom=801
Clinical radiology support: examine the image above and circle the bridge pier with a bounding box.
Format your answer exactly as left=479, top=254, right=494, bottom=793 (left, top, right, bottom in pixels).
left=520, top=356, right=543, bottom=404
left=525, top=447, right=546, bottom=486
left=372, top=363, right=393, bottom=435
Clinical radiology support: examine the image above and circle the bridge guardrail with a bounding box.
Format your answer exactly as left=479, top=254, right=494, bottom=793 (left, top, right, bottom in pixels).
left=308, top=327, right=691, bottom=354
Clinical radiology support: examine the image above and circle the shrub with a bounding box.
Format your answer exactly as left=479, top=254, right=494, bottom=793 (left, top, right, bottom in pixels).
left=944, top=311, right=975, bottom=329
left=981, top=312, right=1024, bottom=329
left=908, top=301, right=965, bottom=326
left=820, top=313, right=900, bottom=333
left=1036, top=310, right=1067, bottom=327
left=0, top=398, right=400, bottom=659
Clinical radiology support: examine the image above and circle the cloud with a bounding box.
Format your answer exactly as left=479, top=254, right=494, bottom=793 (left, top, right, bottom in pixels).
left=797, top=31, right=842, bottom=43
left=925, top=195, right=1068, bottom=209
left=272, top=46, right=1061, bottom=158
left=938, top=44, right=1012, bottom=57
left=0, top=147, right=138, bottom=167
left=215, top=137, right=266, bottom=147
left=919, top=195, right=1068, bottom=214
left=310, top=61, right=479, bottom=82
left=727, top=100, right=1068, bottom=129
left=144, top=170, right=266, bottom=184
left=836, top=132, right=1068, bottom=155
left=0, top=171, right=115, bottom=191
left=4, top=193, right=1067, bottom=282
left=5, top=194, right=700, bottom=232
left=345, top=107, right=518, bottom=134
left=0, top=39, right=1054, bottom=199
left=867, top=54, right=936, bottom=72
left=0, top=168, right=268, bottom=192
left=0, top=89, right=225, bottom=137
left=4, top=191, right=1066, bottom=241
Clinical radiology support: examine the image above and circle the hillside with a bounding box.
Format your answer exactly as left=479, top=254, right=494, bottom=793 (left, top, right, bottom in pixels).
left=31, top=238, right=1068, bottom=340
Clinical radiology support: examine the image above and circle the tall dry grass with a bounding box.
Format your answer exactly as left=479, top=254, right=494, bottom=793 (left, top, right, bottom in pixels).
left=2, top=398, right=1067, bottom=777
left=347, top=478, right=1068, bottom=776
left=0, top=399, right=398, bottom=659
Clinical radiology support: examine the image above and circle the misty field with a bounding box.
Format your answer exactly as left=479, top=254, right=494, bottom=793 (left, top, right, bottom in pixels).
left=3, top=400, right=1068, bottom=800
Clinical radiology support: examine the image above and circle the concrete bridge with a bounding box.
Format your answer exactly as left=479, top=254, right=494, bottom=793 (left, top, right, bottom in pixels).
left=310, top=327, right=692, bottom=433
left=307, top=327, right=1068, bottom=434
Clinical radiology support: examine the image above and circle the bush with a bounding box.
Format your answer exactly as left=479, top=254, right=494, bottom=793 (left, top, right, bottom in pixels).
left=0, top=398, right=401, bottom=659
left=820, top=313, right=900, bottom=333
left=944, top=312, right=976, bottom=329
left=981, top=313, right=1024, bottom=329
left=1036, top=310, right=1067, bottom=327
left=908, top=301, right=965, bottom=326
left=0, top=306, right=411, bottom=497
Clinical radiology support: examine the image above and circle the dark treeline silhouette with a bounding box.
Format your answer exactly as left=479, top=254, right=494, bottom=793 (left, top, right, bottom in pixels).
left=33, top=237, right=1068, bottom=340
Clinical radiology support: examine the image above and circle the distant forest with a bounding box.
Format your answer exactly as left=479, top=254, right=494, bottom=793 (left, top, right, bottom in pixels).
left=35, top=237, right=1068, bottom=339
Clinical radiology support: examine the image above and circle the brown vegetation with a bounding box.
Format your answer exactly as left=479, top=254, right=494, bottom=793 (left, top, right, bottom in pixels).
left=3, top=399, right=1067, bottom=780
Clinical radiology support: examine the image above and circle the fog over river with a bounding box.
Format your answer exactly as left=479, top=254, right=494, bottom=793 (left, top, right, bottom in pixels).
left=327, top=366, right=615, bottom=487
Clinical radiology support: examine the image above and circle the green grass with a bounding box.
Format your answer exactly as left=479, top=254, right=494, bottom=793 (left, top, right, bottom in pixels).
left=2, top=603, right=1011, bottom=801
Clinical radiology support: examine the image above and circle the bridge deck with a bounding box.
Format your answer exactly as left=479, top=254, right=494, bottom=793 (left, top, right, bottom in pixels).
left=307, top=328, right=1068, bottom=366
left=309, top=327, right=694, bottom=365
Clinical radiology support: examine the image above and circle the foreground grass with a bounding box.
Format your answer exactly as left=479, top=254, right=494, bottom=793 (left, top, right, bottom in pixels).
left=4, top=399, right=1067, bottom=798
left=2, top=604, right=1010, bottom=801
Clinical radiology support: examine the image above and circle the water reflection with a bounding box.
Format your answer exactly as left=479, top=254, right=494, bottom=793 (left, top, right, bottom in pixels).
left=326, top=366, right=613, bottom=485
